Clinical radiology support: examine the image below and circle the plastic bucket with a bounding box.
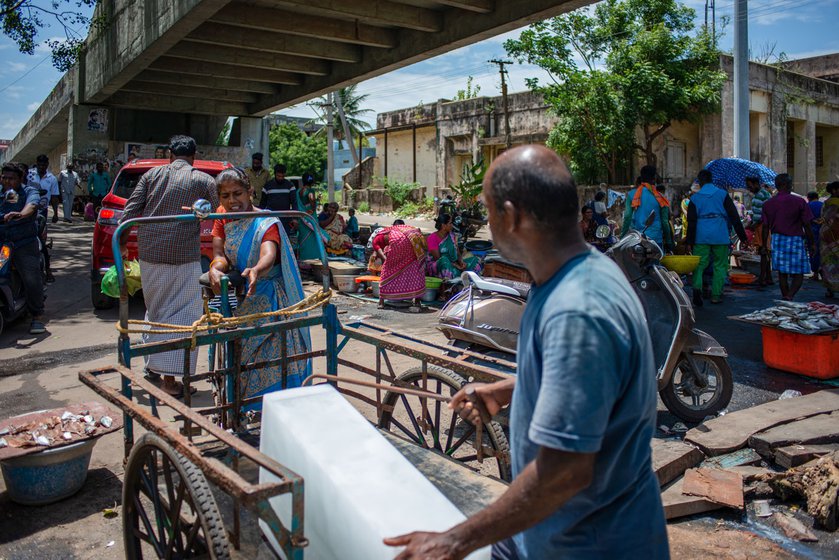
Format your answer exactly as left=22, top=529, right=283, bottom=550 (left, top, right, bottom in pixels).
left=1, top=439, right=97, bottom=505
left=333, top=274, right=360, bottom=293
left=425, top=277, right=443, bottom=289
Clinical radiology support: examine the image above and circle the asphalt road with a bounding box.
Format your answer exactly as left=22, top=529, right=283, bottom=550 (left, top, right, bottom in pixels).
left=0, top=219, right=836, bottom=558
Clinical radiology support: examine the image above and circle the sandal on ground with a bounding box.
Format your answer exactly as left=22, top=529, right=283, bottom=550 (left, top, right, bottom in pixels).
left=143, top=369, right=162, bottom=382
left=161, top=383, right=197, bottom=399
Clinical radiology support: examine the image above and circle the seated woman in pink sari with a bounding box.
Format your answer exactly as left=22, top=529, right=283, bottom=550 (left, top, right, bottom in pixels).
left=318, top=202, right=353, bottom=254
left=371, top=224, right=427, bottom=311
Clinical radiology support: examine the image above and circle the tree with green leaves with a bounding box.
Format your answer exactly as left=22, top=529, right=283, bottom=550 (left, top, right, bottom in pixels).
left=1, top=0, right=107, bottom=71
left=269, top=122, right=328, bottom=182
left=308, top=85, right=373, bottom=144
left=505, top=0, right=725, bottom=184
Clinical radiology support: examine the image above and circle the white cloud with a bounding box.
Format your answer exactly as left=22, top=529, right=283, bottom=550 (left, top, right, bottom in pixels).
left=0, top=115, right=27, bottom=138
left=5, top=86, right=25, bottom=101
left=26, top=101, right=40, bottom=112
left=8, top=62, right=27, bottom=73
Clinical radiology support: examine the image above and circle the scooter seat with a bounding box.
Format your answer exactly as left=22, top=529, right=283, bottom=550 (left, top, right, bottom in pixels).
left=483, top=277, right=531, bottom=299
left=461, top=271, right=529, bottom=299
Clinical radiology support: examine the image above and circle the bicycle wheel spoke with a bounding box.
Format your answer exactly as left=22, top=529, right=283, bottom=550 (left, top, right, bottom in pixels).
left=388, top=418, right=422, bottom=445
left=447, top=423, right=476, bottom=456
left=398, top=394, right=427, bottom=447
left=134, top=493, right=166, bottom=557
left=444, top=408, right=458, bottom=452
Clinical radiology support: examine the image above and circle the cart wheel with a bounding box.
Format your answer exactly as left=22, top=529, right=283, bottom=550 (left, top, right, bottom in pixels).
left=123, top=433, right=231, bottom=560
left=378, top=365, right=512, bottom=481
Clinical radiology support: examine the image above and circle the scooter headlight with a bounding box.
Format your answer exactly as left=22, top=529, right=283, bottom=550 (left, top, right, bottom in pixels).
left=0, top=244, right=10, bottom=270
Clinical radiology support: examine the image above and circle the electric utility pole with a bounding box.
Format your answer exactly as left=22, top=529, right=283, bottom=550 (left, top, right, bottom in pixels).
left=733, top=0, right=749, bottom=158
left=326, top=92, right=335, bottom=202
left=490, top=59, right=513, bottom=149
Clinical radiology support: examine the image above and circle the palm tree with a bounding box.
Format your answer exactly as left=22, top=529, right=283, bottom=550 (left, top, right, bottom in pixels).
left=308, top=85, right=373, bottom=145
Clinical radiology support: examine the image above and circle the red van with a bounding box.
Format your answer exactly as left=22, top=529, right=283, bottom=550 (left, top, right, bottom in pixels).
left=90, top=159, right=233, bottom=309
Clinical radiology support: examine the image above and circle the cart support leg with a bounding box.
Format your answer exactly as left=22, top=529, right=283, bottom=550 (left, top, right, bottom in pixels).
left=325, top=304, right=339, bottom=380
left=119, top=334, right=134, bottom=459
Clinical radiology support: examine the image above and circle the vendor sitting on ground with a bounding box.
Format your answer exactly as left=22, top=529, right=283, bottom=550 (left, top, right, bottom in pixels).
left=371, top=222, right=427, bottom=311
left=209, top=169, right=312, bottom=401
left=426, top=213, right=481, bottom=279
left=318, top=202, right=353, bottom=254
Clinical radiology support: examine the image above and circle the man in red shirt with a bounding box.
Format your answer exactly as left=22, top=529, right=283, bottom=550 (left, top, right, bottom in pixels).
left=761, top=173, right=814, bottom=301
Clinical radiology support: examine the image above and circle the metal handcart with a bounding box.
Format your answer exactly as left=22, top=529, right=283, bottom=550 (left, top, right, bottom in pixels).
left=79, top=203, right=515, bottom=559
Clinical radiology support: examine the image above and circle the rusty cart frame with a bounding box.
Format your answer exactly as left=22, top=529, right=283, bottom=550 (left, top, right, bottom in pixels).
left=79, top=208, right=515, bottom=559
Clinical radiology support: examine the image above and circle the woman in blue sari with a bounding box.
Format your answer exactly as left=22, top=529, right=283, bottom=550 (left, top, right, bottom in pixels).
left=294, top=172, right=328, bottom=261
left=209, top=169, right=312, bottom=406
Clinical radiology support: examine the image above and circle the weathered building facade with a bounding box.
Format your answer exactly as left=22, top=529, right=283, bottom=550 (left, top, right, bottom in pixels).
left=370, top=54, right=839, bottom=194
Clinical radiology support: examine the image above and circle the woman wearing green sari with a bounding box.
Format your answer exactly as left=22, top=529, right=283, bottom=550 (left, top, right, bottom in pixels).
left=294, top=172, right=327, bottom=261
left=426, top=213, right=481, bottom=280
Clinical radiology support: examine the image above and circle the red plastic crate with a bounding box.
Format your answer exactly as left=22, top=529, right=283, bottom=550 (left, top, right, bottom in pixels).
left=761, top=326, right=839, bottom=379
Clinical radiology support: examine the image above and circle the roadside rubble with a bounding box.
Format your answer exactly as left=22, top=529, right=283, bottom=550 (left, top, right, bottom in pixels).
left=652, top=389, right=839, bottom=543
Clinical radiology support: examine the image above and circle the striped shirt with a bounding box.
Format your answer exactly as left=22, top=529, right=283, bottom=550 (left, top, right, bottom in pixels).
left=751, top=188, right=772, bottom=223
left=121, top=159, right=218, bottom=265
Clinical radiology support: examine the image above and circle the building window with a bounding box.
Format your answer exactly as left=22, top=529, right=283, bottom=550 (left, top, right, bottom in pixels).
left=816, top=135, right=824, bottom=168
left=787, top=134, right=795, bottom=168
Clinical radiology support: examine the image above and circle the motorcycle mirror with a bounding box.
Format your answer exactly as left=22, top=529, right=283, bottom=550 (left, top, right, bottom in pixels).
left=595, top=224, right=611, bottom=239
left=640, top=210, right=657, bottom=235
left=191, top=199, right=213, bottom=219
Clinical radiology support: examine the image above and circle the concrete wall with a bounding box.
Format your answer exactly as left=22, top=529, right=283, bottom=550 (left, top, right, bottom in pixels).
left=371, top=126, right=437, bottom=188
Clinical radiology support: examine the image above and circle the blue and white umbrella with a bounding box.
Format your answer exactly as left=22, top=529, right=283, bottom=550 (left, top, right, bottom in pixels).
left=704, top=157, right=776, bottom=190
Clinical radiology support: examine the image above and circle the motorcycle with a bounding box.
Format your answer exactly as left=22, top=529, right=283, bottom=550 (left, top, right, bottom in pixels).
left=0, top=191, right=48, bottom=335
left=436, top=196, right=486, bottom=253
left=438, top=212, right=734, bottom=423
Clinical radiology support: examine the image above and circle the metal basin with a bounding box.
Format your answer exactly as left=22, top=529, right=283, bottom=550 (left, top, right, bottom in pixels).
left=1, top=439, right=97, bottom=505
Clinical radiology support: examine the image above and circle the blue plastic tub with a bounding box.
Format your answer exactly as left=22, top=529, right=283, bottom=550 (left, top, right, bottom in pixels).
left=1, top=439, right=97, bottom=505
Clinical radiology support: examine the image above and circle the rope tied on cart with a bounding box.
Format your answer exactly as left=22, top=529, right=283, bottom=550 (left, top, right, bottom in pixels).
left=115, top=289, right=333, bottom=349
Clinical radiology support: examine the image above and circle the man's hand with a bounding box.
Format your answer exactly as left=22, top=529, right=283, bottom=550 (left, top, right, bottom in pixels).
left=3, top=211, right=22, bottom=222
left=449, top=380, right=515, bottom=426
left=384, top=531, right=465, bottom=560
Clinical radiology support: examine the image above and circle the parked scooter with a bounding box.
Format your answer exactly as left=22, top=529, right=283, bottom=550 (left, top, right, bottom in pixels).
left=438, top=213, right=733, bottom=422
left=0, top=191, right=48, bottom=335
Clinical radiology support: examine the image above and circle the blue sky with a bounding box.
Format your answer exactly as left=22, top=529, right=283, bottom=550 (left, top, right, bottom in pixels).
left=0, top=0, right=837, bottom=140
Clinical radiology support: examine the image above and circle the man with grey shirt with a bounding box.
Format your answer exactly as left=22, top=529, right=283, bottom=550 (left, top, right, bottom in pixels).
left=120, top=135, right=218, bottom=397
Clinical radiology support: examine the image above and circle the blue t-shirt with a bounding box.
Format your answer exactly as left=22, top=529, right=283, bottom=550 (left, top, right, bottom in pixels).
left=510, top=249, right=668, bottom=559
left=0, top=186, right=41, bottom=245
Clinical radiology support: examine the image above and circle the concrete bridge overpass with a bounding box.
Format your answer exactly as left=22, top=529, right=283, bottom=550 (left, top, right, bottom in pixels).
left=6, top=0, right=587, bottom=166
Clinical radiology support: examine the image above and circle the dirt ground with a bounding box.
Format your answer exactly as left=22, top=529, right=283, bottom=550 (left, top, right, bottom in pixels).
left=0, top=220, right=834, bottom=559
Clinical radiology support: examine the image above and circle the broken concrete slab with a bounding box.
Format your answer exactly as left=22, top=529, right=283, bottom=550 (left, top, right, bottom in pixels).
left=652, top=439, right=704, bottom=486
left=774, top=443, right=839, bottom=469
left=749, top=411, right=839, bottom=458
left=683, top=468, right=745, bottom=510
left=700, top=448, right=762, bottom=470
left=661, top=477, right=723, bottom=520
left=684, top=389, right=839, bottom=456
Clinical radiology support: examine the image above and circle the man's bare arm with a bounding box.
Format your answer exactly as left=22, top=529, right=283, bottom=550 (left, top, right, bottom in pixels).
left=385, top=447, right=596, bottom=559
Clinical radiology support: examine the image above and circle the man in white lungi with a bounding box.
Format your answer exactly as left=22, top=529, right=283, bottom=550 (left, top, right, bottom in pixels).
left=120, top=135, right=218, bottom=397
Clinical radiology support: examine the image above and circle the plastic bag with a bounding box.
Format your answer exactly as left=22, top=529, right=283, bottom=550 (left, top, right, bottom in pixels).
left=101, top=260, right=142, bottom=298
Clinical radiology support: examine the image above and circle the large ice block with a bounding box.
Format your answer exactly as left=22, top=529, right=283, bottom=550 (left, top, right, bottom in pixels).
left=259, top=384, right=491, bottom=560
